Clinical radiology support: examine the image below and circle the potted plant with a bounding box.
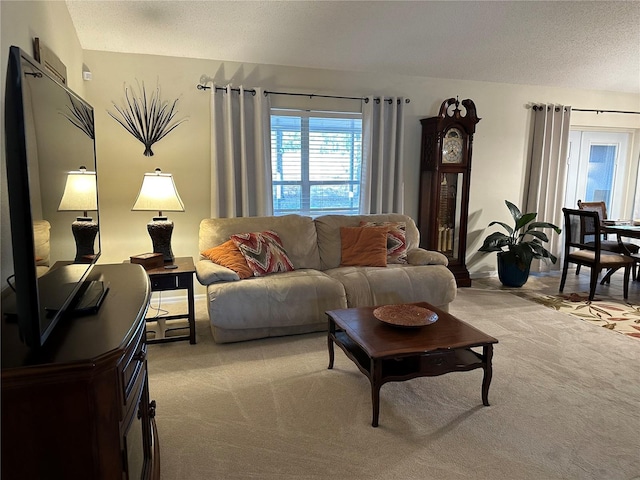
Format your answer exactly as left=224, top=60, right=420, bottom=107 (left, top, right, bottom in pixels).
left=479, top=200, right=562, bottom=287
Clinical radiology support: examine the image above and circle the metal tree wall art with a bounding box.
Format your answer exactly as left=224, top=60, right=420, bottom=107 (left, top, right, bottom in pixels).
left=108, top=81, right=186, bottom=156
left=62, top=94, right=95, bottom=139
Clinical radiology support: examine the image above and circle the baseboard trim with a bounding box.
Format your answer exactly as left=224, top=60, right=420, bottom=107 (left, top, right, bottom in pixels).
left=149, top=292, right=207, bottom=305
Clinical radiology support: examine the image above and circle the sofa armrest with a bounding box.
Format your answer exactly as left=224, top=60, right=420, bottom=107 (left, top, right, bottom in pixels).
left=406, top=248, right=449, bottom=266
left=195, top=259, right=240, bottom=285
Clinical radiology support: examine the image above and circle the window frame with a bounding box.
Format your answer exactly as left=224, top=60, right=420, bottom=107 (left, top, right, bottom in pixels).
left=270, top=108, right=363, bottom=217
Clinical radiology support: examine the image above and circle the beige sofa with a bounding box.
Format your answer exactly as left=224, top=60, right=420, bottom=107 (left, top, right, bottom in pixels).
left=196, top=213, right=457, bottom=343
left=34, top=220, right=51, bottom=277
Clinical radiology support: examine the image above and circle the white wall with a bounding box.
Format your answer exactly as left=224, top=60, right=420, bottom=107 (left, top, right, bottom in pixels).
left=2, top=1, right=639, bottom=295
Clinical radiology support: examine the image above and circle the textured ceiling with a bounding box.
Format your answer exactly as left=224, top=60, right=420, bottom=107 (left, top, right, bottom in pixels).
left=65, top=0, right=640, bottom=94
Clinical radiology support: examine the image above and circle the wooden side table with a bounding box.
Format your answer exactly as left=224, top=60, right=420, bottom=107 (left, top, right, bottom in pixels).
left=144, top=256, right=196, bottom=344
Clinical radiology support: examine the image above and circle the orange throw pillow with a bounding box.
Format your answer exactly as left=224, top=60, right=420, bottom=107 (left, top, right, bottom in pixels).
left=340, top=226, right=388, bottom=267
left=360, top=221, right=408, bottom=264
left=201, top=240, right=253, bottom=279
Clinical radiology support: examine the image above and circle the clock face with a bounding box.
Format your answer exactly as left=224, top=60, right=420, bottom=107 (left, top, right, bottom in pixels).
left=442, top=128, right=464, bottom=164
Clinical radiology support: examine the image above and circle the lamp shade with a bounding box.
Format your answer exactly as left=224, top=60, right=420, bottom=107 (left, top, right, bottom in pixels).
left=132, top=168, right=185, bottom=214
left=57, top=166, right=98, bottom=214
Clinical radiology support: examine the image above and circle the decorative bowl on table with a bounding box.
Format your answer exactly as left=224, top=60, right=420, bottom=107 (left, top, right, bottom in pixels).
left=373, top=304, right=438, bottom=328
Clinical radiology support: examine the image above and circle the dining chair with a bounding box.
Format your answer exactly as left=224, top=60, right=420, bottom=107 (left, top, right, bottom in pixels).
left=576, top=200, right=640, bottom=280
left=577, top=200, right=640, bottom=254
left=560, top=208, right=634, bottom=301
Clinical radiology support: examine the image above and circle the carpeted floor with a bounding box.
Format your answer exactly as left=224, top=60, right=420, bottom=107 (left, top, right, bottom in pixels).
left=147, top=285, right=640, bottom=480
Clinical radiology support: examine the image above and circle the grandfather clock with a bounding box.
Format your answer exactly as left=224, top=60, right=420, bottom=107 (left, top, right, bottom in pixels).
left=418, top=97, right=480, bottom=287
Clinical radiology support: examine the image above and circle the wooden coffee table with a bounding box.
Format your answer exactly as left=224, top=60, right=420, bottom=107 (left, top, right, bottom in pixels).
left=326, top=302, right=498, bottom=427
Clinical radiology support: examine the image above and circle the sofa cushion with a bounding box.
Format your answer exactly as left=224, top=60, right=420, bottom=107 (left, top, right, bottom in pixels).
left=360, top=221, right=408, bottom=264
left=324, top=264, right=457, bottom=310
left=199, top=215, right=321, bottom=270
left=196, top=260, right=241, bottom=284
left=340, top=226, right=388, bottom=267
left=33, top=220, right=51, bottom=268
left=231, top=230, right=294, bottom=276
left=315, top=214, right=421, bottom=270
left=406, top=248, right=448, bottom=266
left=201, top=240, right=253, bottom=279
left=205, top=269, right=347, bottom=334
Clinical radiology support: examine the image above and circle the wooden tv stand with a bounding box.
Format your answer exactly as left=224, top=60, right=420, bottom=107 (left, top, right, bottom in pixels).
left=1, top=263, right=159, bottom=479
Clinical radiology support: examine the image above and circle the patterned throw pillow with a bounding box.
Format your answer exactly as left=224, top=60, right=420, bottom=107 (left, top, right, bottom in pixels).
left=340, top=226, right=389, bottom=267
left=230, top=231, right=295, bottom=277
left=360, top=221, right=408, bottom=264
left=201, top=240, right=254, bottom=279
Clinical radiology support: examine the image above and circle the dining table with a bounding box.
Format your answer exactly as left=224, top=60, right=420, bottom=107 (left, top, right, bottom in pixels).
left=603, top=224, right=640, bottom=234
left=602, top=223, right=640, bottom=241
left=600, top=223, right=640, bottom=282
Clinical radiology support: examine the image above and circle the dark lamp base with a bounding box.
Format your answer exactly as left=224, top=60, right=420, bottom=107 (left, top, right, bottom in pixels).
left=71, top=219, right=98, bottom=263
left=147, top=218, right=175, bottom=262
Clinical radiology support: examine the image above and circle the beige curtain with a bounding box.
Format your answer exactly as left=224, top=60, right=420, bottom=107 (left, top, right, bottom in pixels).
left=524, top=104, right=571, bottom=272
left=360, top=97, right=405, bottom=214
left=210, top=85, right=272, bottom=218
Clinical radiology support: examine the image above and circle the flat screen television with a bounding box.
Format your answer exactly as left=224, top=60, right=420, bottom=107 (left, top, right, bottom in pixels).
left=3, top=46, right=102, bottom=349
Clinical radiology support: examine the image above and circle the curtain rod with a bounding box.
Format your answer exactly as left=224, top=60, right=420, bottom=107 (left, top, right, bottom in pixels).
left=196, top=83, right=410, bottom=104
left=572, top=108, right=640, bottom=115
left=533, top=104, right=640, bottom=115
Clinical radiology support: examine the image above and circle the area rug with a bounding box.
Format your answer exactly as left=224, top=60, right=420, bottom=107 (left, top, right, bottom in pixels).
left=512, top=290, right=640, bottom=340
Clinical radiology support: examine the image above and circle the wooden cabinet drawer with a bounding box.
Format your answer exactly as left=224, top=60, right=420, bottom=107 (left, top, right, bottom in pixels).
left=419, top=350, right=456, bottom=375
left=150, top=275, right=177, bottom=290
left=176, top=273, right=192, bottom=289
left=150, top=272, right=192, bottom=291
left=121, top=322, right=146, bottom=406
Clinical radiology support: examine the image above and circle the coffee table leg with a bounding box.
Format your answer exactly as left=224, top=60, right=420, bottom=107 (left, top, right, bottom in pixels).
left=371, top=359, right=382, bottom=427
left=482, top=344, right=494, bottom=406
left=327, top=318, right=335, bottom=370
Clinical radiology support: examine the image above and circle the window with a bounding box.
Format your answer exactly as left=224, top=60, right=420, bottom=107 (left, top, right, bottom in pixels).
left=271, top=109, right=362, bottom=216
left=585, top=144, right=616, bottom=204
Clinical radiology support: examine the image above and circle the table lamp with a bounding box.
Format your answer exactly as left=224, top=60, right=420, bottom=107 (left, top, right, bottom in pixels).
left=132, top=168, right=184, bottom=262
left=57, top=166, right=98, bottom=263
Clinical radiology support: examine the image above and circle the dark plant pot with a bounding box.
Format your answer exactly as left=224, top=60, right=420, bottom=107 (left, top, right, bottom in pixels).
left=497, top=251, right=531, bottom=287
